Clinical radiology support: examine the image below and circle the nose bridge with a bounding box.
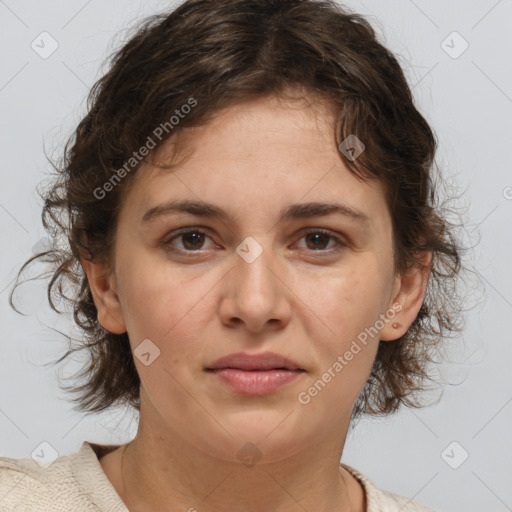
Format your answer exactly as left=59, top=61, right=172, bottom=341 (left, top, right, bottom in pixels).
left=234, top=235, right=279, bottom=302
left=222, top=235, right=289, bottom=329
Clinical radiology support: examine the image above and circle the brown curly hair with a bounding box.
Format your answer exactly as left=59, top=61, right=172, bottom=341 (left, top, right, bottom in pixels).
left=9, top=0, right=471, bottom=422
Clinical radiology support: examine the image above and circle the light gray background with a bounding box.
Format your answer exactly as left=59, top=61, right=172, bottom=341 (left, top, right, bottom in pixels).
left=0, top=1, right=511, bottom=511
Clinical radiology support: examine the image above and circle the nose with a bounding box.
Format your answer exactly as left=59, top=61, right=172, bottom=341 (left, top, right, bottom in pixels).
left=218, top=240, right=292, bottom=333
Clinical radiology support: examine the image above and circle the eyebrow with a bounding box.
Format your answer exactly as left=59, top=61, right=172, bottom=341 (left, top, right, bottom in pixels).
left=141, top=199, right=371, bottom=225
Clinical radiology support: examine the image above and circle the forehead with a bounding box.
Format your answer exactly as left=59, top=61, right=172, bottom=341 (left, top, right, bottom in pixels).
left=120, top=93, right=390, bottom=232
left=141, top=92, right=340, bottom=173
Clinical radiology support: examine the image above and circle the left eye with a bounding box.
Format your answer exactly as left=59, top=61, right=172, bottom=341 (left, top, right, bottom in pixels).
left=296, top=230, right=344, bottom=251
left=162, top=228, right=346, bottom=254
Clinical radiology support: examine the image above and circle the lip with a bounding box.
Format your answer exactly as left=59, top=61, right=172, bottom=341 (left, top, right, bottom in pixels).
left=205, top=351, right=304, bottom=371
left=207, top=368, right=304, bottom=395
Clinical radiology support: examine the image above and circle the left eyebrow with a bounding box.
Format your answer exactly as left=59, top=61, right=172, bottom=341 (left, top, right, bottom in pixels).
left=140, top=199, right=371, bottom=225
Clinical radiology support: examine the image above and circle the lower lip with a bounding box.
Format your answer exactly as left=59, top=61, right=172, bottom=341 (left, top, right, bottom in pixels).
left=207, top=368, right=304, bottom=395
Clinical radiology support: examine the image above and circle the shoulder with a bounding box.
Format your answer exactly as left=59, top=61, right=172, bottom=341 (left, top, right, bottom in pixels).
left=341, top=463, right=438, bottom=512
left=377, top=489, right=438, bottom=512
left=0, top=442, right=122, bottom=512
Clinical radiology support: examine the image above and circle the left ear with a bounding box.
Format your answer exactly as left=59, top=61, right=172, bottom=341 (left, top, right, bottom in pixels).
left=380, top=251, right=432, bottom=341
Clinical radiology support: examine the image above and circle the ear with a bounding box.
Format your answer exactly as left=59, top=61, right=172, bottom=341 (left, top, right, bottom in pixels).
left=81, top=258, right=127, bottom=334
left=380, top=251, right=432, bottom=341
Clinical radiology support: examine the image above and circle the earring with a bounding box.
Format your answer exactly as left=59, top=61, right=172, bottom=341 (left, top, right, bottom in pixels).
left=392, top=322, right=401, bottom=329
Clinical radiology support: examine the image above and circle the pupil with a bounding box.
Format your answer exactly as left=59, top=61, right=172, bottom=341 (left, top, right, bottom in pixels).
left=307, top=233, right=328, bottom=250
left=183, top=232, right=204, bottom=250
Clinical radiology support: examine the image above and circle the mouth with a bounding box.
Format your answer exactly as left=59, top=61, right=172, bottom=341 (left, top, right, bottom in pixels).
left=205, top=368, right=305, bottom=395
left=205, top=367, right=305, bottom=372
left=205, top=351, right=305, bottom=372
left=204, top=351, right=305, bottom=395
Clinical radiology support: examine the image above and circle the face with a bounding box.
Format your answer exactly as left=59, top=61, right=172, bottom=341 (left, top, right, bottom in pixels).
left=84, top=92, right=426, bottom=464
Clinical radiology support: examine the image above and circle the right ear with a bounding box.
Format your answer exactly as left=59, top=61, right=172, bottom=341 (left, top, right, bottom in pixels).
left=81, top=257, right=127, bottom=334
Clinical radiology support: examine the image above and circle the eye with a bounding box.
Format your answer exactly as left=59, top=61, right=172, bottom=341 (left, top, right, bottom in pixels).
left=161, top=227, right=347, bottom=256
left=162, top=227, right=215, bottom=253
left=294, top=228, right=347, bottom=253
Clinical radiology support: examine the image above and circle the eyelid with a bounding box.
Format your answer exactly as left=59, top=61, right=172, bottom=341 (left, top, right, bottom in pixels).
left=161, top=226, right=348, bottom=255
left=161, top=226, right=218, bottom=250
left=296, top=227, right=348, bottom=248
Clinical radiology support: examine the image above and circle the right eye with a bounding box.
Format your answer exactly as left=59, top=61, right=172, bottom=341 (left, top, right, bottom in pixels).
left=161, top=227, right=218, bottom=255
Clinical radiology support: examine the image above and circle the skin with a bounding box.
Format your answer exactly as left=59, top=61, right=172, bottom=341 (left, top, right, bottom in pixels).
left=82, top=90, right=431, bottom=512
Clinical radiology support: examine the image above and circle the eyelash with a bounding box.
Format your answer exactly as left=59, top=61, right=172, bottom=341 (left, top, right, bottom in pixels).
left=161, top=226, right=348, bottom=256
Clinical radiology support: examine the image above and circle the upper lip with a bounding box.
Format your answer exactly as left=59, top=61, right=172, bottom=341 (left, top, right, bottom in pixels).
left=206, top=351, right=304, bottom=371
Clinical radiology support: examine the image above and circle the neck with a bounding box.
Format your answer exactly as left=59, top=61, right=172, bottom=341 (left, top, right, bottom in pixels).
left=116, top=421, right=361, bottom=512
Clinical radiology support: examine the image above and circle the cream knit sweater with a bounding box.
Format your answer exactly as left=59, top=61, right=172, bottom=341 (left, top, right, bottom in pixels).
left=0, top=442, right=436, bottom=511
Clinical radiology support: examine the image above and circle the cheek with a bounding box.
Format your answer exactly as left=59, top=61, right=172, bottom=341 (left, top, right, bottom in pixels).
left=299, top=261, right=385, bottom=342
left=296, top=262, right=386, bottom=396
left=117, top=253, right=220, bottom=357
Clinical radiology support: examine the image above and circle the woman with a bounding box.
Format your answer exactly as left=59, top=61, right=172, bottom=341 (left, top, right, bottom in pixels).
left=1, top=0, right=466, bottom=510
